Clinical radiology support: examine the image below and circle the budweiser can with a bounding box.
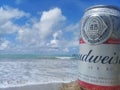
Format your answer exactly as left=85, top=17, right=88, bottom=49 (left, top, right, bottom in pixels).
left=78, top=5, right=120, bottom=90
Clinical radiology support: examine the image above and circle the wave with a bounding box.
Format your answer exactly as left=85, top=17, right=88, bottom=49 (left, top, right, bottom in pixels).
left=0, top=59, right=78, bottom=88
left=55, top=56, right=73, bottom=60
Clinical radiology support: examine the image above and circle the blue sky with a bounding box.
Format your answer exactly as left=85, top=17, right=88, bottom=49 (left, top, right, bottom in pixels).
left=0, top=0, right=120, bottom=54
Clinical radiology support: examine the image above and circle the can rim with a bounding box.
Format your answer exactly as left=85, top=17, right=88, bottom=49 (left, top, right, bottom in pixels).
left=86, top=5, right=120, bottom=12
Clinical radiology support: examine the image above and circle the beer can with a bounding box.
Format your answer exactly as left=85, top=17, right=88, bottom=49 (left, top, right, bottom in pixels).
left=78, top=5, right=120, bottom=90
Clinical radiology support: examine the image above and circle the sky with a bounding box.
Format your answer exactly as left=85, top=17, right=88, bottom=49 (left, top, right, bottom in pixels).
left=0, top=0, right=120, bottom=55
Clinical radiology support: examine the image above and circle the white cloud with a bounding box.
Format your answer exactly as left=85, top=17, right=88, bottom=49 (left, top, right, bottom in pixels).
left=0, top=21, right=19, bottom=34
left=33, top=7, right=66, bottom=40
left=63, top=48, right=69, bottom=52
left=0, top=6, right=80, bottom=54
left=0, top=39, right=10, bottom=50
left=40, top=8, right=65, bottom=22
left=65, top=23, right=80, bottom=32
left=65, top=22, right=80, bottom=47
left=0, top=6, right=29, bottom=22
left=49, top=39, right=59, bottom=47
left=47, top=30, right=63, bottom=47
left=17, top=27, right=40, bottom=47
left=67, top=40, right=79, bottom=47
left=0, top=6, right=29, bottom=34
left=16, top=15, right=79, bottom=53
left=53, top=30, right=62, bottom=39
left=17, top=7, right=66, bottom=48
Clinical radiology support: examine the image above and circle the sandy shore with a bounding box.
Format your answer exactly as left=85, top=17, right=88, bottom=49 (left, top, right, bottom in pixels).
left=0, top=81, right=85, bottom=90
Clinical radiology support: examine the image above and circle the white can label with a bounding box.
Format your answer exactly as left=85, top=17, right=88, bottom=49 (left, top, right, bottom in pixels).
left=78, top=44, right=120, bottom=86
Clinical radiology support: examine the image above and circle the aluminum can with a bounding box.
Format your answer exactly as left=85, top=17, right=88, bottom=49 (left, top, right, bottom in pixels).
left=78, top=5, right=120, bottom=90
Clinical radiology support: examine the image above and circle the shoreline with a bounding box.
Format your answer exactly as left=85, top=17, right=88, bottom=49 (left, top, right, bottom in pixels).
left=0, top=81, right=84, bottom=90
left=0, top=82, right=62, bottom=90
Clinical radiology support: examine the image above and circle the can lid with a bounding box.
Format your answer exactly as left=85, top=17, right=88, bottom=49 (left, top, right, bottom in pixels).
left=86, top=5, right=120, bottom=12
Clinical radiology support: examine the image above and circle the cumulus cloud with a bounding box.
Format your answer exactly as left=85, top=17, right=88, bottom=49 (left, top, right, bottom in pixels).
left=47, top=30, right=63, bottom=47
left=0, top=6, right=29, bottom=22
left=53, top=30, right=62, bottom=39
left=63, top=48, right=69, bottom=52
left=65, top=22, right=80, bottom=47
left=0, top=6, right=79, bottom=54
left=0, top=6, right=29, bottom=50
left=33, top=7, right=66, bottom=40
left=17, top=7, right=66, bottom=48
left=0, top=39, right=10, bottom=50
left=17, top=28, right=35, bottom=46
left=0, top=6, right=29, bottom=34
left=0, top=21, right=19, bottom=34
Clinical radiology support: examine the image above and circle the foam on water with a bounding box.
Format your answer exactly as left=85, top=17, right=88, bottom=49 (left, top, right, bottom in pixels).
left=55, top=56, right=74, bottom=59
left=0, top=59, right=78, bottom=88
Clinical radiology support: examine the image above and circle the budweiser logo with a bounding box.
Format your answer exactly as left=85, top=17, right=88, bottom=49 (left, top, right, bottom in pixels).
left=78, top=50, right=120, bottom=64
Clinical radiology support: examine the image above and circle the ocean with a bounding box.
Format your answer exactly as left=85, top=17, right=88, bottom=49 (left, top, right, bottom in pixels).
left=0, top=54, right=78, bottom=88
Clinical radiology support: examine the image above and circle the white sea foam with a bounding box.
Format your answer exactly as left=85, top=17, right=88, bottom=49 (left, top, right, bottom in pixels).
left=0, top=59, right=78, bottom=88
left=55, top=56, right=73, bottom=59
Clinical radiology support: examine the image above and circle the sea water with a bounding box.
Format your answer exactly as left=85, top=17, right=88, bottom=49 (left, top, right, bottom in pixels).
left=0, top=54, right=78, bottom=88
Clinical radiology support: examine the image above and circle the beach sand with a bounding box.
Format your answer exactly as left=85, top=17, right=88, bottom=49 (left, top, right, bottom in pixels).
left=61, top=81, right=86, bottom=90
left=0, top=81, right=86, bottom=90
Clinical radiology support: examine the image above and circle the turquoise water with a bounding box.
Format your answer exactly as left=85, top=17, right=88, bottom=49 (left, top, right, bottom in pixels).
left=0, top=54, right=54, bottom=59
left=0, top=54, right=77, bottom=59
